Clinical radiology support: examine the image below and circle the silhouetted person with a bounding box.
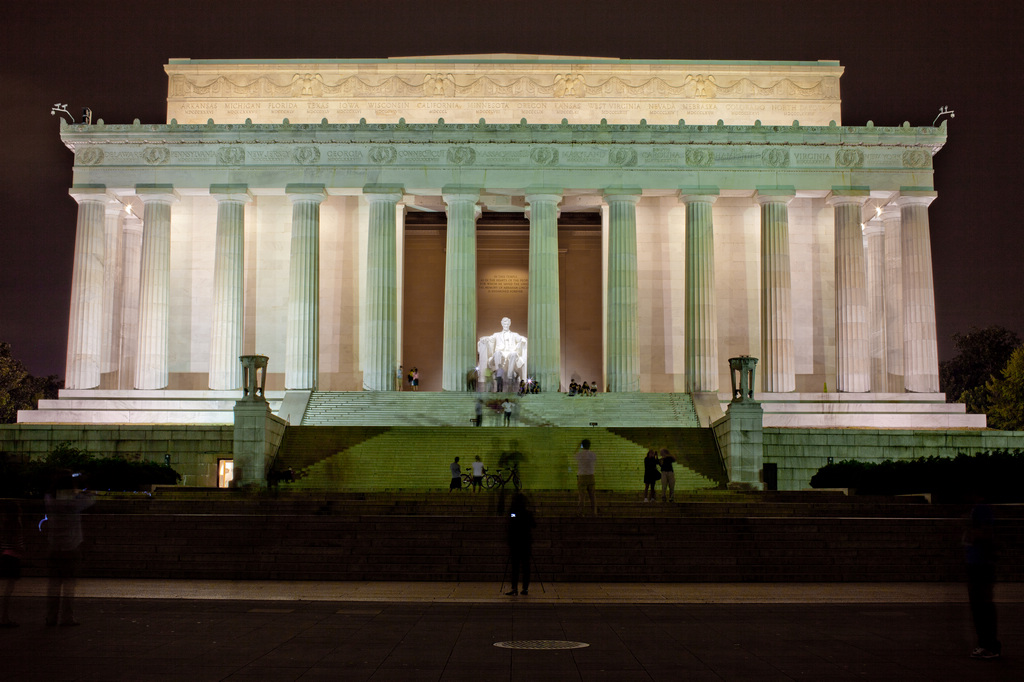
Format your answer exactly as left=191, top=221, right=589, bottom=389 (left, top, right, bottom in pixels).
left=449, top=456, right=462, bottom=492
left=643, top=450, right=660, bottom=503
left=659, top=448, right=677, bottom=502
left=44, top=471, right=95, bottom=626
left=505, top=493, right=535, bottom=596
left=1, top=501, right=25, bottom=627
left=496, top=442, right=525, bottom=514
left=475, top=398, right=483, bottom=426
left=964, top=500, right=1001, bottom=658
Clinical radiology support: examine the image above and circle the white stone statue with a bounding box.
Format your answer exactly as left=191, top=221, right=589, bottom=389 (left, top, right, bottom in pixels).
left=478, top=317, right=528, bottom=386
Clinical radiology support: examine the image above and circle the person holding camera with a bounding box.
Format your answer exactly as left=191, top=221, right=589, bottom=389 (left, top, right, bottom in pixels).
left=505, top=494, right=535, bottom=596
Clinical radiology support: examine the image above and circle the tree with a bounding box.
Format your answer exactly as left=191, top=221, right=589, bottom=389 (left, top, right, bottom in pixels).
left=939, top=326, right=1022, bottom=413
left=0, top=342, right=61, bottom=424
left=986, top=346, right=1024, bottom=430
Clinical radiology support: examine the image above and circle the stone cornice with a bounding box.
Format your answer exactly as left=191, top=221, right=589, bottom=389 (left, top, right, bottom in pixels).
left=61, top=118, right=944, bottom=149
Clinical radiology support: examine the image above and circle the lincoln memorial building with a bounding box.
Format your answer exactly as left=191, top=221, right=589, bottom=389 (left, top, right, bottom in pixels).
left=10, top=55, right=998, bottom=490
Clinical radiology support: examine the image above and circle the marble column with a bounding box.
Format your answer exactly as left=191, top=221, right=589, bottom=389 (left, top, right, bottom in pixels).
left=134, top=186, right=177, bottom=390
left=756, top=191, right=795, bottom=393
left=441, top=188, right=480, bottom=391
left=101, top=199, right=124, bottom=376
left=897, top=192, right=940, bottom=392
left=863, top=219, right=888, bottom=392
left=604, top=190, right=641, bottom=392
left=285, top=185, right=326, bottom=390
left=526, top=190, right=563, bottom=391
left=682, top=191, right=719, bottom=393
left=118, top=215, right=143, bottom=390
left=363, top=185, right=404, bottom=391
left=828, top=192, right=870, bottom=393
left=65, top=188, right=108, bottom=389
left=881, top=205, right=904, bottom=392
left=208, top=185, right=251, bottom=390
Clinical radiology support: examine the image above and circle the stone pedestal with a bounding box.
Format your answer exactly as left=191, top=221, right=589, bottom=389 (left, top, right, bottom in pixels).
left=232, top=355, right=285, bottom=488
left=714, top=356, right=764, bottom=490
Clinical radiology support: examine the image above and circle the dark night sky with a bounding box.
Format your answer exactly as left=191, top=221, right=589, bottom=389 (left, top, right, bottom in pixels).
left=3, top=0, right=1022, bottom=378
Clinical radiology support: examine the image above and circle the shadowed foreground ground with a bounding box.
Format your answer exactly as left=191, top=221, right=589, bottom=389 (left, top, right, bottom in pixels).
left=1, top=580, right=1021, bottom=681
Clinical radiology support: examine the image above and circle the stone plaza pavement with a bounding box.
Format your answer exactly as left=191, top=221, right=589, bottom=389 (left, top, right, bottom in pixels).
left=1, top=579, right=1022, bottom=681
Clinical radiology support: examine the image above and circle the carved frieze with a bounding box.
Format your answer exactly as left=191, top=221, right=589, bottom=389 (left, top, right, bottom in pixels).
left=369, top=146, right=398, bottom=164
left=835, top=149, right=864, bottom=168
left=902, top=149, right=931, bottom=168
left=142, top=147, right=170, bottom=165
left=608, top=148, right=638, bottom=167
left=293, top=146, right=321, bottom=165
left=65, top=120, right=943, bottom=196
left=217, top=147, right=245, bottom=165
left=530, top=147, right=559, bottom=166
left=686, top=148, right=715, bottom=167
left=762, top=148, right=790, bottom=168
left=77, top=147, right=103, bottom=165
left=170, top=72, right=840, bottom=102
left=447, top=146, right=476, bottom=165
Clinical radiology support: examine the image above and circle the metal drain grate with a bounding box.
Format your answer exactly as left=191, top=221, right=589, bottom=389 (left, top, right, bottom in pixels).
left=494, top=640, right=590, bottom=650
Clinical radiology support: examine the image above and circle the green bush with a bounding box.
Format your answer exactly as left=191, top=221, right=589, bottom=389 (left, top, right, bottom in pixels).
left=0, top=443, right=180, bottom=497
left=809, top=450, right=1024, bottom=502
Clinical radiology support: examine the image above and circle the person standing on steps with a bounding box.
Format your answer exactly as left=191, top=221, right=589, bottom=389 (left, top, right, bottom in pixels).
left=643, top=450, right=661, bottom=502
left=471, top=455, right=486, bottom=492
left=575, top=439, right=597, bottom=516
left=410, top=367, right=419, bottom=391
left=502, top=398, right=514, bottom=426
left=505, top=493, right=535, bottom=596
left=449, top=456, right=462, bottom=492
left=659, top=448, right=676, bottom=502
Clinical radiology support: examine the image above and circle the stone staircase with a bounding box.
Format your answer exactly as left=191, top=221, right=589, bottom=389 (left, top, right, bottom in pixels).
left=273, top=427, right=723, bottom=493
left=14, top=492, right=1024, bottom=583
left=20, top=389, right=285, bottom=425
left=300, top=391, right=701, bottom=428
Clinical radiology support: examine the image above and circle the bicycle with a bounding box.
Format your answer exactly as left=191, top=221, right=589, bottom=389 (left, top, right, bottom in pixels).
left=461, top=466, right=489, bottom=491
left=485, top=467, right=522, bottom=491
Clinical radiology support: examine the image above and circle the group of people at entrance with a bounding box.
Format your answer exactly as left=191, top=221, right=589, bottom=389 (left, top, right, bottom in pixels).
left=643, top=448, right=677, bottom=502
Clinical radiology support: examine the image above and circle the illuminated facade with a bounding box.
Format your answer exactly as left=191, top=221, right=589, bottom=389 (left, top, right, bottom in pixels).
left=25, top=55, right=980, bottom=430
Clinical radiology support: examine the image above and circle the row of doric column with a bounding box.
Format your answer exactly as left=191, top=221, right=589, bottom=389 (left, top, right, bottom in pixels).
left=64, top=185, right=940, bottom=394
